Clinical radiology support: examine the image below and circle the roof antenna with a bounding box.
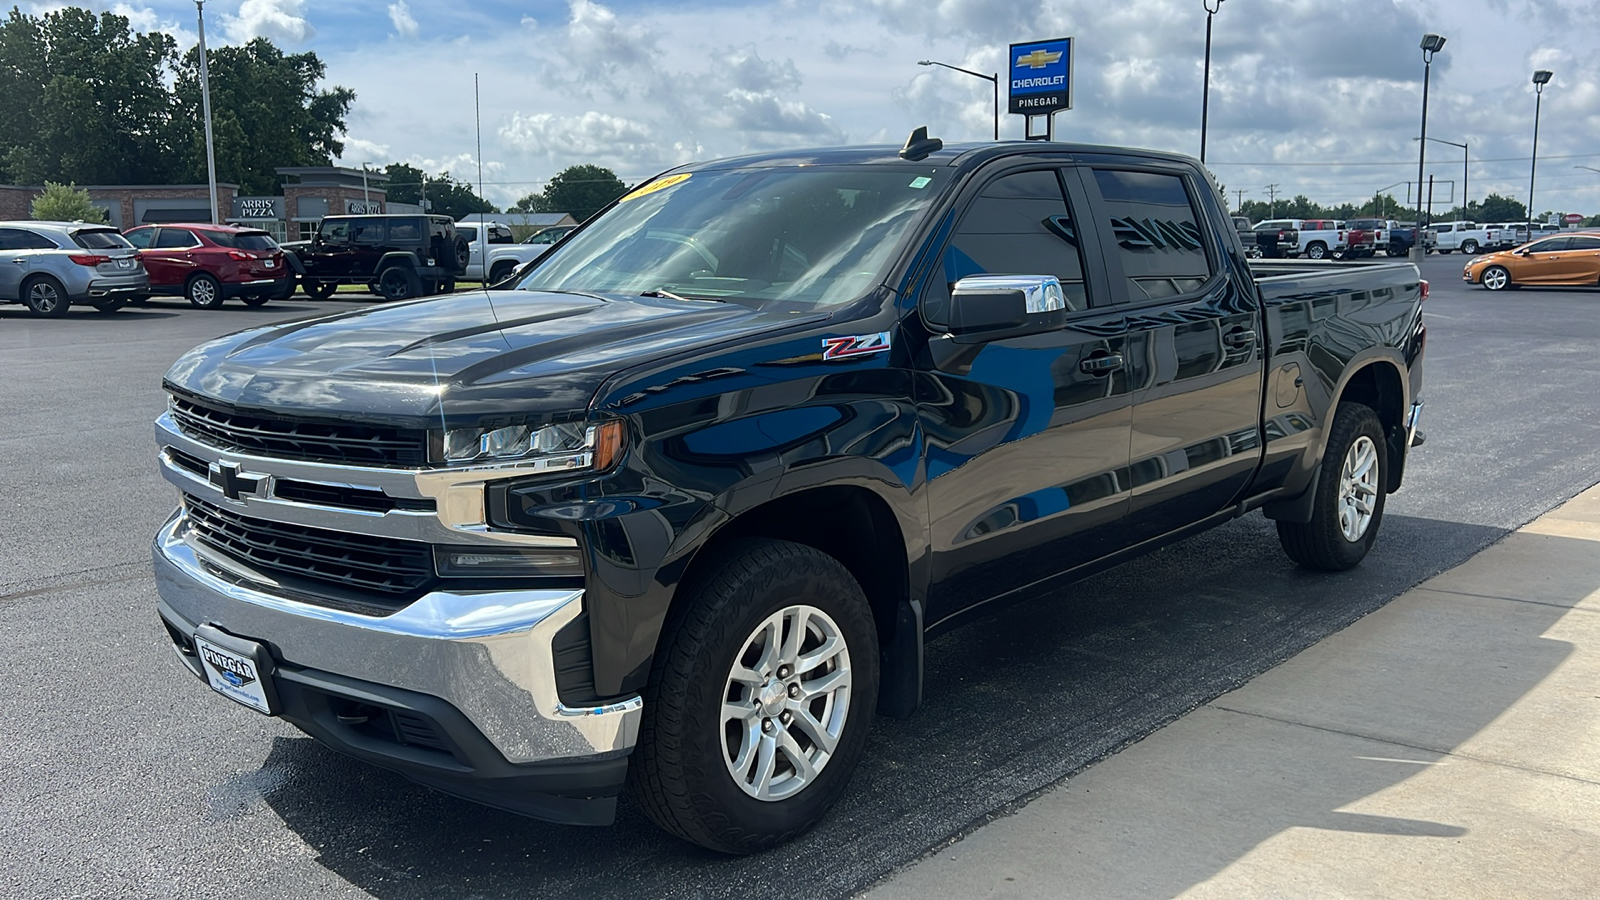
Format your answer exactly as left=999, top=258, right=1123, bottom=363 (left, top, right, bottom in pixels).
left=899, top=126, right=943, bottom=162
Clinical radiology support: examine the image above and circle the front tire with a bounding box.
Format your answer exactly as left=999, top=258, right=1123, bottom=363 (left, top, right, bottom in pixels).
left=1481, top=265, right=1511, bottom=291
left=1277, top=402, right=1388, bottom=571
left=304, top=280, right=337, bottom=301
left=630, top=539, right=879, bottom=854
left=186, top=273, right=224, bottom=309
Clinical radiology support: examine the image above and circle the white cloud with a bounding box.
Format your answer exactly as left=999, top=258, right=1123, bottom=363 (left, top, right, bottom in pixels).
left=223, top=0, right=314, bottom=45
left=388, top=1, right=418, bottom=40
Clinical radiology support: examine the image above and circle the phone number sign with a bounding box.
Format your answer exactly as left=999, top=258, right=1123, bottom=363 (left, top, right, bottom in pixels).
left=1009, top=37, right=1073, bottom=115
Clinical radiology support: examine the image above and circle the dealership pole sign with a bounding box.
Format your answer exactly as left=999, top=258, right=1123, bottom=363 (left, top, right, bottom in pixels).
left=1009, top=37, right=1073, bottom=140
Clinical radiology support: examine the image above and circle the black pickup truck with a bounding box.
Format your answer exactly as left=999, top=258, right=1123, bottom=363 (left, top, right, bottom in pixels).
left=151, top=136, right=1426, bottom=854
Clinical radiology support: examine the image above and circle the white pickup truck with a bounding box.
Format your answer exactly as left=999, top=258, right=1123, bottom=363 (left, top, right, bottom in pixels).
left=484, top=225, right=577, bottom=284
left=1255, top=218, right=1349, bottom=260
left=1432, top=221, right=1500, bottom=255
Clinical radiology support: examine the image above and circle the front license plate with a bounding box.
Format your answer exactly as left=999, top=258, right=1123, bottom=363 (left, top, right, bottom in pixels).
left=194, top=630, right=275, bottom=715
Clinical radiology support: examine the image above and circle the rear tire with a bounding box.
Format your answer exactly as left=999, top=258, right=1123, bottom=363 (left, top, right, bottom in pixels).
left=630, top=538, right=879, bottom=854
left=1277, top=402, right=1387, bottom=571
left=377, top=266, right=421, bottom=302
left=22, top=276, right=69, bottom=317
left=1306, top=242, right=1327, bottom=260
left=186, top=273, right=224, bottom=309
left=1462, top=239, right=1479, bottom=254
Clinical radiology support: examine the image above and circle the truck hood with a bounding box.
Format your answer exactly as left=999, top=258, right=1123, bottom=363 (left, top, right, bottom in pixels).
left=163, top=289, right=825, bottom=428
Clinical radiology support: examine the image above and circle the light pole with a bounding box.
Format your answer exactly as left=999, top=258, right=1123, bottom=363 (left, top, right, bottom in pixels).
left=917, top=60, right=999, bottom=141
left=196, top=1, right=218, bottom=224
left=1413, top=33, right=1446, bottom=263
left=1414, top=136, right=1467, bottom=217
left=1527, top=69, right=1553, bottom=234
left=361, top=162, right=372, bottom=211
left=1201, top=0, right=1225, bottom=164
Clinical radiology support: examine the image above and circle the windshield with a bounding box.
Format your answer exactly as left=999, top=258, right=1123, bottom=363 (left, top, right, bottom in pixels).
left=513, top=166, right=948, bottom=309
left=72, top=229, right=132, bottom=250
left=209, top=230, right=277, bottom=251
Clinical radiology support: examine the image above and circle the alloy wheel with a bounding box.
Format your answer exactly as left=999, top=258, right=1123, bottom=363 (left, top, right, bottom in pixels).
left=1337, top=435, right=1380, bottom=542
left=720, top=604, right=852, bottom=802
left=28, top=280, right=63, bottom=314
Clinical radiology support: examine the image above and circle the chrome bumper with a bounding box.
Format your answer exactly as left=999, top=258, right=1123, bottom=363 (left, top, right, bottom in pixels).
left=152, top=512, right=641, bottom=765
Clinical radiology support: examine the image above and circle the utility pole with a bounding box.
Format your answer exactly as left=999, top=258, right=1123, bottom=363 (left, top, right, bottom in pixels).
left=1264, top=183, right=1281, bottom=217
left=1233, top=188, right=1248, bottom=214
left=196, top=1, right=218, bottom=224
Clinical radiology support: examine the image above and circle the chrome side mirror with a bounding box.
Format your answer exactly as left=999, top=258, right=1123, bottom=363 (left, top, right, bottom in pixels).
left=947, top=274, right=1068, bottom=343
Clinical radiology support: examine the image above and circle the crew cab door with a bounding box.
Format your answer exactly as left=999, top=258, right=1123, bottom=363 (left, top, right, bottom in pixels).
left=917, top=165, right=1133, bottom=623
left=144, top=227, right=204, bottom=286
left=1079, top=163, right=1266, bottom=541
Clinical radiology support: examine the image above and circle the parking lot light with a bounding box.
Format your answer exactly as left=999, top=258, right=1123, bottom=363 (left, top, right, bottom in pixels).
left=918, top=60, right=999, bottom=141
left=1201, top=0, right=1225, bottom=165
left=1414, top=33, right=1446, bottom=263
left=1528, top=70, right=1553, bottom=235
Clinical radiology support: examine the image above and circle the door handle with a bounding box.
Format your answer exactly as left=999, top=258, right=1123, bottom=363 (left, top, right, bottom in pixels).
left=1079, top=353, right=1124, bottom=375
left=1223, top=328, right=1257, bottom=348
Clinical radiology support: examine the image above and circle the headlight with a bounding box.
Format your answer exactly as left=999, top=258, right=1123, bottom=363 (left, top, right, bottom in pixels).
left=439, top=419, right=626, bottom=471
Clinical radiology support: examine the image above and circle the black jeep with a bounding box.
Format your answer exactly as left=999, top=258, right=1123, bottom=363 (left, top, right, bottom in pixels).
left=298, top=215, right=469, bottom=301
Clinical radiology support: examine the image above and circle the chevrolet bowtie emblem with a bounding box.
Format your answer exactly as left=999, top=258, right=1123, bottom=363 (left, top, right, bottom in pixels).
left=208, top=461, right=263, bottom=502
left=1016, top=49, right=1063, bottom=69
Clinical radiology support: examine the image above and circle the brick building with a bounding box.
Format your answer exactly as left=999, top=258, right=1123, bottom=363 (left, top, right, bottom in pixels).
left=0, top=183, right=237, bottom=229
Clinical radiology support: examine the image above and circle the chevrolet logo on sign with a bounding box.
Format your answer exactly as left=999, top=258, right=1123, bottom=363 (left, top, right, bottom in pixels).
left=1008, top=37, right=1073, bottom=116
left=1015, top=49, right=1062, bottom=69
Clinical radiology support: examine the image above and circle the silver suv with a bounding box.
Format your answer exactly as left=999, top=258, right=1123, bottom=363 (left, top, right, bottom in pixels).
left=0, top=220, right=149, bottom=316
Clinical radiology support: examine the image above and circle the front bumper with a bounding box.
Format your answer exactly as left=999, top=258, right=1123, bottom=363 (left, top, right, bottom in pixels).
left=152, top=504, right=642, bottom=823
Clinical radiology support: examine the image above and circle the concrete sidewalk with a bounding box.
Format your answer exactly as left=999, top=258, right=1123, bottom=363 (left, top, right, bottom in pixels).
left=862, top=484, right=1600, bottom=899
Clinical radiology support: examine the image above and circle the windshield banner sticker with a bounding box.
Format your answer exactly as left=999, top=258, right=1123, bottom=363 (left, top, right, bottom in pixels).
left=822, top=331, right=892, bottom=361
left=618, top=173, right=691, bottom=203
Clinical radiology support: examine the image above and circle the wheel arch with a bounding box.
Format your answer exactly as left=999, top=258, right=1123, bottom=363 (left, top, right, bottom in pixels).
left=1330, top=357, right=1410, bottom=493
left=668, top=479, right=923, bottom=718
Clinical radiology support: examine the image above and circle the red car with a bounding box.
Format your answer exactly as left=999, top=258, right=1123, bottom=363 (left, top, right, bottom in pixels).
left=123, top=223, right=294, bottom=308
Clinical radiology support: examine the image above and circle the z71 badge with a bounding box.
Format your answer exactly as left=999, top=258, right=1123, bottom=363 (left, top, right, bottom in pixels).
left=822, top=331, right=892, bottom=361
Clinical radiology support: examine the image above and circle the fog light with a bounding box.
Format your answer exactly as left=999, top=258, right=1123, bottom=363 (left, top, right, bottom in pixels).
left=435, top=546, right=584, bottom=578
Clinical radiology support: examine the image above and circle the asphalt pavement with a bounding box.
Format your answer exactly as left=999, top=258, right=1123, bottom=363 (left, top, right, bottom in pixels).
left=3, top=256, right=1598, bottom=900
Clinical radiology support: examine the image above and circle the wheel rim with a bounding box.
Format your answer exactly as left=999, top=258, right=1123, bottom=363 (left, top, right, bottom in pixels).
left=193, top=279, right=217, bottom=304
left=720, top=604, right=852, bottom=802
left=1338, top=436, right=1380, bottom=542
left=29, top=281, right=61, bottom=313
left=381, top=270, right=410, bottom=298
left=1484, top=268, right=1508, bottom=290
left=1309, top=245, right=1324, bottom=259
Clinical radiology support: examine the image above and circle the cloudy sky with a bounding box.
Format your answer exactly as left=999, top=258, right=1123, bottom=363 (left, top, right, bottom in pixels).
left=34, top=0, right=1600, bottom=215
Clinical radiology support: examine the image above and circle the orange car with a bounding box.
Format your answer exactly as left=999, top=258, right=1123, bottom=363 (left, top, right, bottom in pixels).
left=1463, top=231, right=1600, bottom=291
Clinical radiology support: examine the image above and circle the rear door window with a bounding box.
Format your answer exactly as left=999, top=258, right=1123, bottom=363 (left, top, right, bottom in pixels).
left=388, top=219, right=421, bottom=241
left=923, top=168, right=1093, bottom=323
left=0, top=227, right=58, bottom=250
left=1089, top=168, right=1214, bottom=302
left=208, top=230, right=278, bottom=251
left=351, top=218, right=386, bottom=244
left=1566, top=236, right=1600, bottom=251
left=154, top=228, right=200, bottom=249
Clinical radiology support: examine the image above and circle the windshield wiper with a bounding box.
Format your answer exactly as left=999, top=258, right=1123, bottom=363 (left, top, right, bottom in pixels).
left=641, top=288, right=724, bottom=303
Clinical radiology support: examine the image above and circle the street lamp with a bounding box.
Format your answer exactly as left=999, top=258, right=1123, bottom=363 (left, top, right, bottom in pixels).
left=1201, top=0, right=1225, bottom=164
left=1576, top=166, right=1600, bottom=175
left=1413, top=33, right=1446, bottom=263
left=1413, top=136, right=1467, bottom=217
left=196, top=1, right=218, bottom=224
left=361, top=162, right=373, bottom=211
left=1527, top=69, right=1553, bottom=234
left=918, top=60, right=999, bottom=141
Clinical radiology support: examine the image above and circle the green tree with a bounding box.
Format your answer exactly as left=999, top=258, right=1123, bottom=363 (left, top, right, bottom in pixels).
left=1475, top=193, right=1526, bottom=223
left=0, top=8, right=180, bottom=184
left=30, top=181, right=107, bottom=222
left=170, top=38, right=354, bottom=195
left=381, top=162, right=496, bottom=219
left=512, top=165, right=629, bottom=221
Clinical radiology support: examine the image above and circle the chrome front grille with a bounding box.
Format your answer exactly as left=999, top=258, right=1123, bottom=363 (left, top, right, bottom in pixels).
left=169, top=394, right=430, bottom=468
left=183, top=496, right=436, bottom=601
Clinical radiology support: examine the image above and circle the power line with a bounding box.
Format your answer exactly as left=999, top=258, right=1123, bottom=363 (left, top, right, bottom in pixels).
left=1210, top=151, right=1600, bottom=168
